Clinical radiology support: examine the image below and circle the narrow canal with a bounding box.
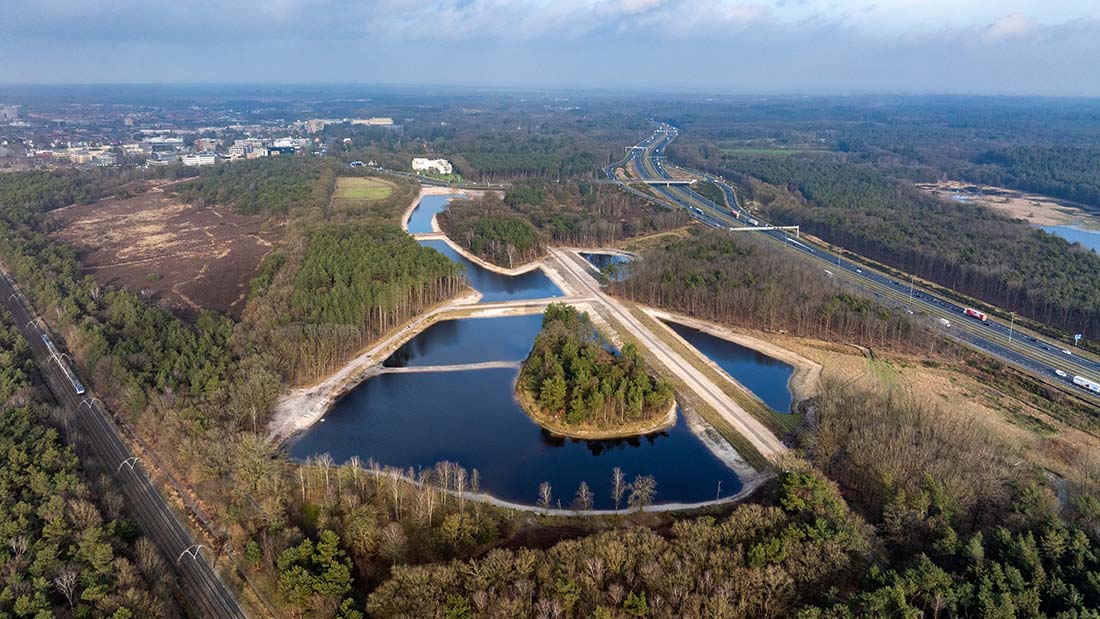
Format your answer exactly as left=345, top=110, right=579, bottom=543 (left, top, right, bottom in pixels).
left=409, top=195, right=563, bottom=303
left=665, top=322, right=795, bottom=412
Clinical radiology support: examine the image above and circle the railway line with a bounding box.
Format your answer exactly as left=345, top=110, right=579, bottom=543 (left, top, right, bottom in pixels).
left=0, top=271, right=247, bottom=619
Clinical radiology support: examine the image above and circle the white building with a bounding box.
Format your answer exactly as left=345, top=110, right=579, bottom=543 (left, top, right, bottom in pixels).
left=352, top=117, right=394, bottom=126
left=411, top=158, right=453, bottom=175
left=181, top=153, right=217, bottom=167
left=272, top=137, right=310, bottom=150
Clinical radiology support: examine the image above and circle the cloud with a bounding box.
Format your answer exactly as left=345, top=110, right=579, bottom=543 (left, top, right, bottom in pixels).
left=982, top=13, right=1040, bottom=42
left=0, top=0, right=1098, bottom=94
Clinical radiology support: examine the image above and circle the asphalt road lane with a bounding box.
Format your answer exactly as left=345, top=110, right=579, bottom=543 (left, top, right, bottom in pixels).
left=616, top=127, right=1100, bottom=401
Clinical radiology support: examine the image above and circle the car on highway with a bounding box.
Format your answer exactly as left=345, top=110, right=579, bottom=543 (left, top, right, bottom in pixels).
left=1063, top=349, right=1073, bottom=355
left=1056, top=369, right=1068, bottom=378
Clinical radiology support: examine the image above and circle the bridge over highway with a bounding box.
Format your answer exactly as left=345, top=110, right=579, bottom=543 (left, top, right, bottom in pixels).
left=610, top=125, right=1100, bottom=402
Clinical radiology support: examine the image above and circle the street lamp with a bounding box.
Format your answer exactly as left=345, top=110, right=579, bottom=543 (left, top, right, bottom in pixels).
left=1008, top=312, right=1016, bottom=343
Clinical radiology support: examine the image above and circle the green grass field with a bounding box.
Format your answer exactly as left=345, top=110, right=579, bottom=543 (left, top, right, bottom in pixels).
left=334, top=176, right=394, bottom=202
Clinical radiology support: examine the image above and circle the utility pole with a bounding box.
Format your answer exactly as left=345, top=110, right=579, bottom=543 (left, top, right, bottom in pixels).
left=908, top=274, right=915, bottom=304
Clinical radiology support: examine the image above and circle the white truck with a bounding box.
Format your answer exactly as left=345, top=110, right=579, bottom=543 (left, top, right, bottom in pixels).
left=1074, top=375, right=1100, bottom=394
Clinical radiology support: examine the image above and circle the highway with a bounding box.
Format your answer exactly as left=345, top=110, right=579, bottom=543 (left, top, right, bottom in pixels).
left=612, top=126, right=1100, bottom=401
left=0, top=271, right=248, bottom=619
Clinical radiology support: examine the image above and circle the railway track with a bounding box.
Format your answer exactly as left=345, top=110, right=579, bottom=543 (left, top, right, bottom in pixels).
left=0, top=271, right=247, bottom=619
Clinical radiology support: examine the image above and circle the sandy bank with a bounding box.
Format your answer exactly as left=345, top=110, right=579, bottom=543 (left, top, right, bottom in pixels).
left=267, top=289, right=481, bottom=442
left=402, top=185, right=577, bottom=296
left=319, top=462, right=768, bottom=516
left=513, top=385, right=678, bottom=440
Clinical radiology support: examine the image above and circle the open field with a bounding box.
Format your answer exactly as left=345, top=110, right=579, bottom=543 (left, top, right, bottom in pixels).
left=917, top=180, right=1100, bottom=227
left=332, top=176, right=394, bottom=205
left=49, top=190, right=279, bottom=319
left=760, top=329, right=1100, bottom=481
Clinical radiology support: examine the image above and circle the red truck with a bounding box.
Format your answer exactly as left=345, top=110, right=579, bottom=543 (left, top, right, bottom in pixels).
left=963, top=308, right=988, bottom=322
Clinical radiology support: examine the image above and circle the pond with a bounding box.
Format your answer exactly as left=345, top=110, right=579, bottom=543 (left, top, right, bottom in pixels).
left=665, top=322, right=795, bottom=412
left=419, top=240, right=563, bottom=303
left=581, top=252, right=633, bottom=282
left=408, top=194, right=563, bottom=303
left=1042, top=225, right=1100, bottom=254
left=383, top=314, right=543, bottom=367
left=288, top=368, right=742, bottom=509
left=289, top=314, right=745, bottom=509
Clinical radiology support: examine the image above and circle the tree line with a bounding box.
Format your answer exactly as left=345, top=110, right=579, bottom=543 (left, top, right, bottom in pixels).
left=610, top=228, right=936, bottom=354
left=439, top=180, right=688, bottom=268
left=708, top=154, right=1100, bottom=338
left=367, top=377, right=1100, bottom=618
left=519, top=303, right=674, bottom=429
left=0, top=310, right=175, bottom=618
left=965, top=146, right=1100, bottom=209
left=169, top=156, right=335, bottom=215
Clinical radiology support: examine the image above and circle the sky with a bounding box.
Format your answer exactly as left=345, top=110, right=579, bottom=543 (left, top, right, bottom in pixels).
left=2, top=0, right=1099, bottom=95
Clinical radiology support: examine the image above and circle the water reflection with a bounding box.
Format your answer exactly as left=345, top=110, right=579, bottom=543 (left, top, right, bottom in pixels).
left=384, top=314, right=543, bottom=367
left=581, top=252, right=633, bottom=282
left=290, top=367, right=742, bottom=509
left=406, top=194, right=459, bottom=234
left=666, top=322, right=795, bottom=412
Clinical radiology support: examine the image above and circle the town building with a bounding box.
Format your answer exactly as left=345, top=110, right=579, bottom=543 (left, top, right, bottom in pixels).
left=194, top=137, right=220, bottom=152
left=352, top=117, right=394, bottom=126
left=181, top=152, right=217, bottom=167
left=411, top=157, right=453, bottom=175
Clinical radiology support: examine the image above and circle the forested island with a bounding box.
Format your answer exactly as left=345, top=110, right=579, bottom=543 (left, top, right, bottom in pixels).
left=517, top=303, right=675, bottom=438
left=438, top=180, right=687, bottom=268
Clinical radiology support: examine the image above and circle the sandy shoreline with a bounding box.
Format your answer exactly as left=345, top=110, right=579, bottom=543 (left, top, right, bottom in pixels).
left=513, top=386, right=678, bottom=440
left=338, top=464, right=768, bottom=516
left=269, top=185, right=805, bottom=511
left=917, top=180, right=1100, bottom=228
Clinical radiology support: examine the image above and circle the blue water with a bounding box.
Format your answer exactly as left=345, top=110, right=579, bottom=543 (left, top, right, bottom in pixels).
left=1042, top=225, right=1100, bottom=254
left=581, top=252, right=633, bottom=282
left=666, top=322, right=795, bottom=412
left=288, top=368, right=741, bottom=509
left=406, top=194, right=459, bottom=234
left=384, top=314, right=543, bottom=367
left=408, top=194, right=563, bottom=303
left=419, top=240, right=562, bottom=303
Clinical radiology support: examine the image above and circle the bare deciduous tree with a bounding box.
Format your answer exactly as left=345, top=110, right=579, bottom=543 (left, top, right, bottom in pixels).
left=573, top=481, right=594, bottom=511
left=611, top=467, right=626, bottom=510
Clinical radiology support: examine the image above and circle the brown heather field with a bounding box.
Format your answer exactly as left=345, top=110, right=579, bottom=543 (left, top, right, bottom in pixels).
left=49, top=189, right=280, bottom=319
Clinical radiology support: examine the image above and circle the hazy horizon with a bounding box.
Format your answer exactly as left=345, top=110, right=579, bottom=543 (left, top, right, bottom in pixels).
left=2, top=1, right=1099, bottom=96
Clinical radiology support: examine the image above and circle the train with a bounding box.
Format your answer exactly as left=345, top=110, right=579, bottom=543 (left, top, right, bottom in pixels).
left=963, top=308, right=988, bottom=322
left=41, top=333, right=85, bottom=395
left=1075, top=375, right=1100, bottom=394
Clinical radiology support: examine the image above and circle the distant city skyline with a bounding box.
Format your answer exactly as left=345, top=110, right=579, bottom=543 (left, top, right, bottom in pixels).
left=2, top=0, right=1098, bottom=96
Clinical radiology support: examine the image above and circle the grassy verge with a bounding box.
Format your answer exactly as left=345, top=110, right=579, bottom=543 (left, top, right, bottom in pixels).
left=629, top=308, right=802, bottom=435
left=599, top=311, right=771, bottom=471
